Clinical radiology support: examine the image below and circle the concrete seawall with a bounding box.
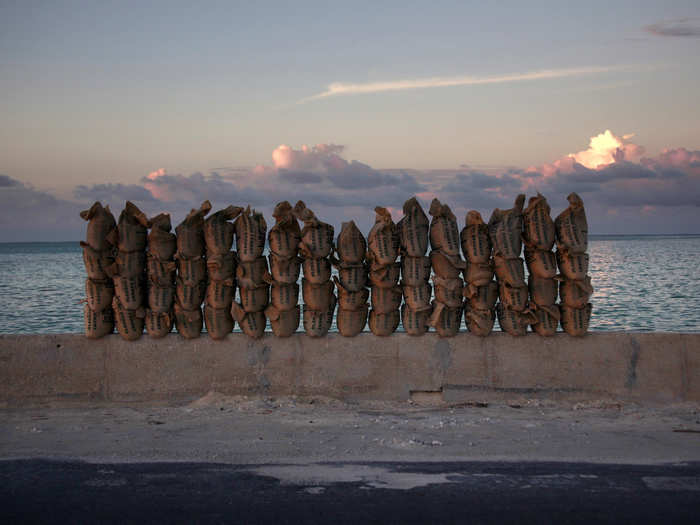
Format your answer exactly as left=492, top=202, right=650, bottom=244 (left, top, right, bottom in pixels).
left=0, top=333, right=698, bottom=406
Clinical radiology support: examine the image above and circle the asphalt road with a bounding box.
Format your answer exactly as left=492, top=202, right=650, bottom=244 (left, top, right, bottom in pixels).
left=1, top=460, right=699, bottom=524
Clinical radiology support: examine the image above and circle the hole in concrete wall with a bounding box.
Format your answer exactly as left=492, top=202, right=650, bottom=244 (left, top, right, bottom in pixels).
left=409, top=389, right=444, bottom=405
left=56, top=344, right=61, bottom=349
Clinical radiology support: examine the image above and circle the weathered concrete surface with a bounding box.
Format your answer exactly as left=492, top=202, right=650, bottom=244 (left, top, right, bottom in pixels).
left=0, top=333, right=698, bottom=405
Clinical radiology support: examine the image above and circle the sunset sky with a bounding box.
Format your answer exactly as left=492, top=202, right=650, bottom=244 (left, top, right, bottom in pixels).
left=1, top=1, right=699, bottom=240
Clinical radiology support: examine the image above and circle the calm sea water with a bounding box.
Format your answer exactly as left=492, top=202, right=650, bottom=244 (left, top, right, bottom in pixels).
left=0, top=236, right=698, bottom=334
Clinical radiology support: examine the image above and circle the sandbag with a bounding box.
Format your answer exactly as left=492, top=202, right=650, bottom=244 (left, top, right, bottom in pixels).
left=559, top=276, right=594, bottom=309
left=112, top=297, right=145, bottom=341
left=402, top=282, right=432, bottom=311
left=176, top=254, right=207, bottom=284
left=488, top=194, right=525, bottom=258
left=109, top=249, right=145, bottom=279
left=427, top=301, right=462, bottom=338
left=464, top=306, right=495, bottom=337
left=268, top=201, right=301, bottom=258
left=336, top=261, right=367, bottom=292
left=429, top=199, right=460, bottom=256
left=433, top=277, right=464, bottom=308
left=368, top=308, right=400, bottom=336
left=524, top=248, right=557, bottom=279
left=145, top=309, right=173, bottom=338
left=231, top=303, right=266, bottom=339
left=401, top=304, right=431, bottom=336
left=81, top=242, right=114, bottom=280
left=336, top=221, right=366, bottom=264
left=531, top=304, right=560, bottom=337
left=496, top=303, right=535, bottom=336
left=498, top=282, right=528, bottom=312
left=302, top=278, right=335, bottom=311
left=84, top=305, right=114, bottom=339
left=265, top=305, right=300, bottom=337
left=268, top=253, right=301, bottom=284
left=460, top=211, right=491, bottom=263
left=523, top=193, right=555, bottom=251
left=560, top=303, right=592, bottom=337
left=334, top=277, right=370, bottom=311
left=113, top=276, right=143, bottom=310
left=303, top=295, right=336, bottom=338
left=401, top=256, right=431, bottom=286
left=556, top=250, right=589, bottom=281
left=368, top=261, right=400, bottom=289
left=205, top=278, right=235, bottom=309
left=269, top=282, right=299, bottom=312
left=294, top=201, right=334, bottom=259
left=337, top=305, right=369, bottom=337
left=370, top=285, right=402, bottom=314
left=235, top=205, right=267, bottom=262
left=80, top=202, right=117, bottom=252
left=239, top=283, right=269, bottom=313
left=85, top=278, right=114, bottom=311
left=146, top=254, right=176, bottom=286
left=176, top=201, right=212, bottom=258
left=203, top=205, right=242, bottom=255
left=147, top=213, right=176, bottom=261
left=397, top=197, right=429, bottom=257
left=528, top=276, right=558, bottom=306
left=493, top=255, right=526, bottom=287
left=463, top=260, right=494, bottom=287
left=117, top=201, right=150, bottom=253
left=555, top=193, right=588, bottom=254
left=463, top=281, right=499, bottom=310
left=207, top=252, right=236, bottom=281
left=175, top=278, right=206, bottom=310
left=302, top=256, right=332, bottom=284
left=204, top=305, right=234, bottom=340
left=147, top=282, right=174, bottom=313
left=430, top=250, right=464, bottom=279
left=174, top=303, right=203, bottom=339
left=236, top=256, right=269, bottom=288
left=367, top=207, right=399, bottom=266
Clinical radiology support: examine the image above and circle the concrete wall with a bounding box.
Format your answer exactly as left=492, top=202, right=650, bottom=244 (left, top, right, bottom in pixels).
left=0, top=333, right=698, bottom=406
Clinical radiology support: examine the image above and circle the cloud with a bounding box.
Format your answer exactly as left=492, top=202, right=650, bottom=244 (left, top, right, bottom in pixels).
left=645, top=17, right=700, bottom=38
left=568, top=130, right=644, bottom=169
left=0, top=174, right=21, bottom=187
left=74, top=183, right=157, bottom=203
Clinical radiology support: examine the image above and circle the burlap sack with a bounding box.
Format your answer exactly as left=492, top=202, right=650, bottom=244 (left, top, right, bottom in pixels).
left=493, top=255, right=526, bottom=287
left=204, top=305, right=234, bottom=340
left=175, top=278, right=206, bottom=310
left=80, top=202, right=116, bottom=252
left=113, top=276, right=143, bottom=310
left=146, top=255, right=176, bottom=286
left=109, top=249, right=145, bottom=279
left=370, top=285, right=403, bottom=314
left=488, top=194, right=525, bottom=258
left=205, top=278, right=235, bottom=309
left=145, top=309, right=173, bottom=339
left=335, top=261, right=367, bottom=292
left=116, top=201, right=150, bottom=253
left=234, top=205, right=267, bottom=262
left=337, top=305, right=369, bottom=337
left=176, top=254, right=207, bottom=284
left=463, top=260, right=494, bottom=287
left=81, top=242, right=114, bottom=280
left=402, top=282, right=432, bottom=311
left=236, top=256, right=269, bottom=288
left=559, top=276, right=594, bottom=309
left=556, top=250, right=589, bottom=281
left=239, top=283, right=270, bottom=313
left=431, top=250, right=464, bottom=279
left=268, top=253, right=301, bottom=284
left=269, top=282, right=299, bottom=312
left=433, top=277, right=464, bottom=308
left=429, top=199, right=460, bottom=256
left=265, top=305, right=300, bottom=337
left=397, top=197, right=429, bottom=257
left=369, top=308, right=400, bottom=336
left=524, top=248, right=557, bottom=279
left=147, top=282, right=174, bottom=313
left=112, top=297, right=145, bottom=341
left=555, top=193, right=588, bottom=254
left=528, top=276, right=558, bottom=306
left=560, top=303, right=592, bottom=337
left=401, top=304, right=431, bottom=336
left=176, top=201, right=212, bottom=258
left=334, top=277, right=370, bottom=311
left=530, top=304, right=560, bottom=337
left=464, top=306, right=495, bottom=337
left=368, top=261, right=401, bottom=288
left=174, top=302, right=203, bottom=339
left=498, top=282, right=528, bottom=312
left=496, top=303, right=536, bottom=336
left=85, top=278, right=114, bottom=311
left=427, top=301, right=462, bottom=338
left=463, top=281, right=499, bottom=310
left=207, top=252, right=236, bottom=281
left=336, top=221, right=366, bottom=264
left=302, top=256, right=332, bottom=284
left=231, top=303, right=266, bottom=339
left=147, top=213, right=176, bottom=261
left=268, top=201, right=301, bottom=258
left=84, top=305, right=114, bottom=339
left=401, top=256, right=431, bottom=286
left=294, top=201, right=334, bottom=259
left=460, top=211, right=491, bottom=263
left=303, top=295, right=336, bottom=338
left=523, top=193, right=555, bottom=251
left=367, top=207, right=399, bottom=266
left=203, top=205, right=242, bottom=256
left=302, top=278, right=335, bottom=311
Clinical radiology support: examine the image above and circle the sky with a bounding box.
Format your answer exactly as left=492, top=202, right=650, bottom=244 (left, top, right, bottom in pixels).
left=1, top=0, right=699, bottom=240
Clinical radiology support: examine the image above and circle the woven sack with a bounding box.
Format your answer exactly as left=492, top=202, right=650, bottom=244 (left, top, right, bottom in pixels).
left=80, top=202, right=116, bottom=252
left=239, top=283, right=270, bottom=313
left=498, top=282, right=528, bottom=312
left=397, top=197, right=429, bottom=257
left=334, top=277, right=370, bottom=311
left=431, top=250, right=464, bottom=279
left=463, top=260, right=494, bottom=287
left=433, top=277, right=464, bottom=308
left=146, top=255, right=176, bottom=286
left=496, top=303, right=536, bottom=336
left=530, top=304, right=560, bottom=337
left=204, top=305, right=234, bottom=340
left=427, top=301, right=462, bottom=338
left=337, top=305, right=369, bottom=337
left=265, top=304, right=300, bottom=337
left=81, top=242, right=114, bottom=280
left=464, top=306, right=495, bottom=337
left=367, top=207, right=399, bottom=266
left=493, top=255, right=526, bottom=287
left=488, top=194, right=525, bottom=258
left=231, top=303, right=266, bottom=339
left=463, top=281, right=499, bottom=310
left=147, top=213, right=176, bottom=261
left=528, top=275, right=558, bottom=306
left=336, top=220, right=366, bottom=264
left=176, top=201, right=212, bottom=258
left=268, top=253, right=301, bottom=284
left=84, top=305, right=114, bottom=339
left=559, top=276, right=593, bottom=308
left=268, top=201, right=301, bottom=258
left=370, top=285, right=403, bottom=314
left=113, top=276, right=143, bottom=310
left=302, top=256, right=332, bottom=284
left=116, top=201, right=149, bottom=253
left=368, top=261, right=400, bottom=288
left=145, top=309, right=173, bottom=338
left=85, top=278, right=114, bottom=311
left=560, top=303, right=592, bottom=337
left=368, top=308, right=400, bottom=336
left=207, top=252, right=236, bottom=281
left=556, top=250, right=589, bottom=281
left=147, top=282, right=174, bottom=313
left=205, top=278, right=235, bottom=309
left=336, top=261, right=367, bottom=292
left=174, top=303, right=203, bottom=339
left=401, top=282, right=432, bottom=311
left=110, top=249, right=145, bottom=279
left=429, top=199, right=460, bottom=256
left=112, top=297, right=145, bottom=341
left=294, top=201, right=334, bottom=259
left=236, top=256, right=269, bottom=288
left=523, top=193, right=555, bottom=251
left=555, top=193, right=588, bottom=254
left=175, top=278, right=206, bottom=310
left=235, top=205, right=267, bottom=262
left=269, top=281, right=299, bottom=312
left=460, top=211, right=491, bottom=263
left=204, top=205, right=242, bottom=255
left=401, top=304, right=431, bottom=336
left=302, top=295, right=336, bottom=338
left=302, top=278, right=335, bottom=311
left=525, top=248, right=557, bottom=279
left=176, top=254, right=207, bottom=284
left=401, top=256, right=431, bottom=286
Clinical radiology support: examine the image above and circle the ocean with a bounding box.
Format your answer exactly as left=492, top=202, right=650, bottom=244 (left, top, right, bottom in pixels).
left=0, top=236, right=698, bottom=334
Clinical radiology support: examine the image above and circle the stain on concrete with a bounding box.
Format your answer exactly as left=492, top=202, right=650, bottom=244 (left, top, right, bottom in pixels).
left=432, top=340, right=452, bottom=378
left=626, top=338, right=641, bottom=388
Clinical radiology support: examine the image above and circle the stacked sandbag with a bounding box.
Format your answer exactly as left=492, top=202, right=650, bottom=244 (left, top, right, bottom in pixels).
left=397, top=197, right=431, bottom=336
left=264, top=201, right=301, bottom=338
left=333, top=221, right=369, bottom=337
left=80, top=202, right=117, bottom=339
left=367, top=207, right=401, bottom=336
left=427, top=199, right=464, bottom=338
left=523, top=193, right=560, bottom=336
left=294, top=201, right=336, bottom=338
left=174, top=201, right=212, bottom=339
left=232, top=206, right=268, bottom=339
left=461, top=211, right=497, bottom=336
left=203, top=205, right=242, bottom=340
left=555, top=193, right=593, bottom=336
left=490, top=194, right=535, bottom=335
left=145, top=213, right=176, bottom=338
